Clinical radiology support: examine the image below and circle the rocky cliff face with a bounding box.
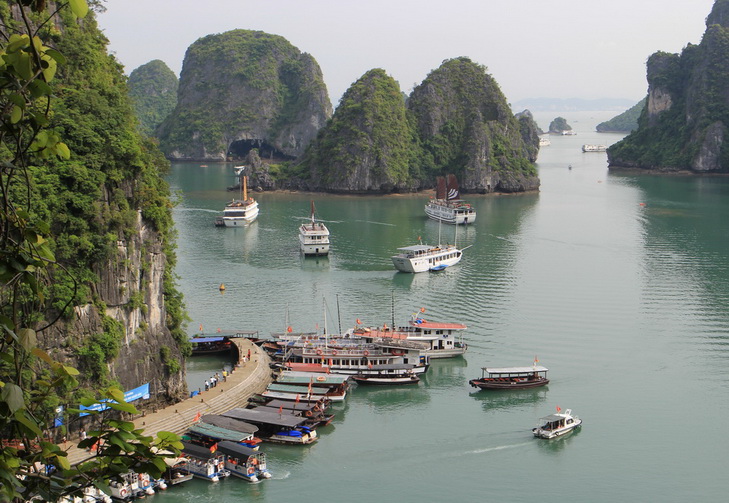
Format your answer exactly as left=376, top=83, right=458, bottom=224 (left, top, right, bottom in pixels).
left=608, top=0, right=729, bottom=172
left=408, top=57, right=539, bottom=193
left=128, top=60, right=178, bottom=137
left=157, top=30, right=332, bottom=162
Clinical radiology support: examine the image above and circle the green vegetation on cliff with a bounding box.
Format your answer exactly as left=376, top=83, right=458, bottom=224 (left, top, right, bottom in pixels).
left=596, top=98, right=646, bottom=132
left=609, top=0, right=729, bottom=171
left=128, top=59, right=178, bottom=136
left=298, top=57, right=538, bottom=193
left=157, top=29, right=331, bottom=160
left=299, top=69, right=414, bottom=191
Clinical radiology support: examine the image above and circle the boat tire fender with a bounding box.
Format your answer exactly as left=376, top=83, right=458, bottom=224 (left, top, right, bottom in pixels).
left=316, top=349, right=323, bottom=356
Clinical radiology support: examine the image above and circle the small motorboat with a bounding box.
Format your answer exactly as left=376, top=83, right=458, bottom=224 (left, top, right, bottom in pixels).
left=532, top=407, right=582, bottom=439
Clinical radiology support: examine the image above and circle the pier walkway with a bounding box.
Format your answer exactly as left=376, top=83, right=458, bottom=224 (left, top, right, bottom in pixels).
left=65, top=338, right=273, bottom=466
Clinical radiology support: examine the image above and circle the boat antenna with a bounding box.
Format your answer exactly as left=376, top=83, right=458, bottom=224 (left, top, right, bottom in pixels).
left=336, top=294, right=342, bottom=336
left=391, top=290, right=395, bottom=329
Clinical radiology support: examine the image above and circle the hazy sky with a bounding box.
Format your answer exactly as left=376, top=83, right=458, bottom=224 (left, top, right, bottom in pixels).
left=97, top=0, right=716, bottom=107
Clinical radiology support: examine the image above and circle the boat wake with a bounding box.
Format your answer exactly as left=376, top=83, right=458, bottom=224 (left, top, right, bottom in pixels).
left=354, top=220, right=396, bottom=226
left=463, top=441, right=532, bottom=456
left=177, top=207, right=219, bottom=214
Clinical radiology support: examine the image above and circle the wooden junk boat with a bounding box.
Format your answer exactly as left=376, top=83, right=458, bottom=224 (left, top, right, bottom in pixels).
left=352, top=364, right=421, bottom=385
left=469, top=365, right=549, bottom=390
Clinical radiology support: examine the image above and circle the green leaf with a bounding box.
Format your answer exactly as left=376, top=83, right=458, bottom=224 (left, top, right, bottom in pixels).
left=108, top=402, right=138, bottom=414
left=1, top=384, right=25, bottom=413
left=44, top=49, right=67, bottom=65
left=17, top=328, right=37, bottom=351
left=68, top=0, right=89, bottom=18
left=14, top=411, right=43, bottom=436
left=32, top=347, right=54, bottom=364
left=10, top=105, right=22, bottom=124
left=56, top=142, right=71, bottom=159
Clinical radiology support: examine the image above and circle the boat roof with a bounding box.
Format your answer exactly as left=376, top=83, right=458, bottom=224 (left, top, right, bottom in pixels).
left=282, top=363, right=328, bottom=373
left=539, top=412, right=572, bottom=421
left=199, top=415, right=258, bottom=434
left=276, top=374, right=349, bottom=385
left=215, top=440, right=258, bottom=459
left=396, top=245, right=434, bottom=252
left=188, top=423, right=253, bottom=442
left=189, top=337, right=226, bottom=343
left=268, top=383, right=338, bottom=394
left=222, top=407, right=309, bottom=428
left=409, top=319, right=468, bottom=330
left=259, top=390, right=328, bottom=401
left=483, top=366, right=549, bottom=373
left=258, top=399, right=322, bottom=411
left=181, top=441, right=218, bottom=460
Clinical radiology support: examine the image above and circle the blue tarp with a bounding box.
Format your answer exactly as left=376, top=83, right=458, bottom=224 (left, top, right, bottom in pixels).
left=190, top=337, right=225, bottom=343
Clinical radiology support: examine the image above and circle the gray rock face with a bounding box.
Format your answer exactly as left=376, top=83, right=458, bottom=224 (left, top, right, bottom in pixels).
left=157, top=30, right=332, bottom=161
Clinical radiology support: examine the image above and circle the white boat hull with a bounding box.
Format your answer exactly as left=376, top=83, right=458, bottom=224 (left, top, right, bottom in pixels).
left=533, top=419, right=582, bottom=439
left=222, top=199, right=259, bottom=226
left=300, top=241, right=330, bottom=255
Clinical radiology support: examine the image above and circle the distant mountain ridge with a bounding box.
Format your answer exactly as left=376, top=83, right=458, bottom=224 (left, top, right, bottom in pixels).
left=512, top=97, right=637, bottom=112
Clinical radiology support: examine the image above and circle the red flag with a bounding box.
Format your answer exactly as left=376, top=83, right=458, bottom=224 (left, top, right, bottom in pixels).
left=278, top=406, right=283, bottom=415
left=210, top=442, right=218, bottom=453
left=556, top=406, right=561, bottom=413
left=193, top=411, right=202, bottom=422
left=534, top=355, right=539, bottom=363
left=356, top=318, right=362, bottom=325
left=295, top=393, right=300, bottom=403
left=199, top=323, right=203, bottom=332
left=420, top=307, right=426, bottom=313
left=287, top=326, right=293, bottom=333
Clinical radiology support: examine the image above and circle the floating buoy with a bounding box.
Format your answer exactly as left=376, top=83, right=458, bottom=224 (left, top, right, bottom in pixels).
left=219, top=283, right=226, bottom=291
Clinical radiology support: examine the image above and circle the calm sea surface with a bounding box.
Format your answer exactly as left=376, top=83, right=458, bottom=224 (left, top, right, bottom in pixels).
left=158, top=111, right=728, bottom=502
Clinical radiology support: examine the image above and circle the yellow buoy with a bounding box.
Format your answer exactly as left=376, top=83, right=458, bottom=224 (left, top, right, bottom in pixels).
left=219, top=283, right=226, bottom=291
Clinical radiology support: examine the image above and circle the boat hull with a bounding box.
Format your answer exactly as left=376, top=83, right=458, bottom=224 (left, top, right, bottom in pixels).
left=352, top=375, right=420, bottom=385
left=392, top=250, right=462, bottom=273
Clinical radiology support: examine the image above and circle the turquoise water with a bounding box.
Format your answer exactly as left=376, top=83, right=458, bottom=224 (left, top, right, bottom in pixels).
left=159, top=111, right=729, bottom=502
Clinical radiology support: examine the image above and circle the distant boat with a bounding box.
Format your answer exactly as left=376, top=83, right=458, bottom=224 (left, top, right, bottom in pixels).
left=299, top=201, right=330, bottom=256
left=215, top=166, right=259, bottom=227
left=424, top=174, right=476, bottom=225
left=532, top=407, right=582, bottom=439
left=582, top=144, right=607, bottom=152
left=539, top=137, right=551, bottom=146
left=561, top=130, right=577, bottom=135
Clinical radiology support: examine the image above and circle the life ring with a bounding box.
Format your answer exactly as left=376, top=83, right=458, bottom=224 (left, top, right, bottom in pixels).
left=363, top=350, right=370, bottom=356
left=331, top=349, right=337, bottom=355
left=316, top=376, right=326, bottom=382
left=316, top=349, right=323, bottom=356
left=120, top=488, right=128, bottom=498
left=305, top=410, right=313, bottom=417
left=247, top=467, right=255, bottom=475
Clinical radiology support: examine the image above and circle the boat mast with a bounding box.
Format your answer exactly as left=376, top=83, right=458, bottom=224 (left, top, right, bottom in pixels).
left=310, top=200, right=316, bottom=225
left=242, top=172, right=248, bottom=201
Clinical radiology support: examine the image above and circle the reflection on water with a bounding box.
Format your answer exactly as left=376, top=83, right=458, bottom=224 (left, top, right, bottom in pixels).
left=351, top=383, right=430, bottom=410
left=470, top=387, right=549, bottom=412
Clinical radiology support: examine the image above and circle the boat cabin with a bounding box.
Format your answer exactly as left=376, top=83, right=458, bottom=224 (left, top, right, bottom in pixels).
left=215, top=440, right=271, bottom=482
left=181, top=441, right=230, bottom=481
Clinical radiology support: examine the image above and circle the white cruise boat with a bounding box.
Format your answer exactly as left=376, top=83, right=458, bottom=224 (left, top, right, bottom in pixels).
left=391, top=243, right=462, bottom=273
left=216, top=167, right=259, bottom=227
left=581, top=144, right=607, bottom=152
left=532, top=407, right=582, bottom=439
left=539, top=137, right=551, bottom=146
left=424, top=174, right=476, bottom=225
left=354, top=311, right=468, bottom=358
left=299, top=201, right=330, bottom=255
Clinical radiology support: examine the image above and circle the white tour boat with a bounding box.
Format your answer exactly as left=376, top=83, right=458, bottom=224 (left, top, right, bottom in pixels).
left=299, top=201, right=330, bottom=256
left=391, top=243, right=462, bottom=273
left=582, top=144, right=607, bottom=152
left=539, top=137, right=551, bottom=146
left=216, top=166, right=259, bottom=227
left=532, top=407, right=582, bottom=439
left=424, top=174, right=476, bottom=225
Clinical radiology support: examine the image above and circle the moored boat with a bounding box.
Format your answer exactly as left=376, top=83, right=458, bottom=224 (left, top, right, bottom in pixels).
left=220, top=408, right=319, bottom=445
left=425, top=174, right=476, bottom=225
left=299, top=201, right=330, bottom=256
left=469, top=363, right=549, bottom=390
left=180, top=441, right=230, bottom=482
left=532, top=407, right=582, bottom=439
left=216, top=167, right=259, bottom=227
left=215, top=440, right=271, bottom=482
left=352, top=364, right=421, bottom=385
left=391, top=243, right=463, bottom=273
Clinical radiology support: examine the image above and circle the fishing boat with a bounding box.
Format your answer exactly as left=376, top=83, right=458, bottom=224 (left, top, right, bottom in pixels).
left=299, top=201, right=330, bottom=256
left=215, top=440, right=271, bottom=482
left=424, top=174, right=476, bottom=225
left=532, top=407, right=582, bottom=439
left=352, top=364, right=421, bottom=385
left=215, top=166, right=259, bottom=227
left=469, top=363, right=549, bottom=390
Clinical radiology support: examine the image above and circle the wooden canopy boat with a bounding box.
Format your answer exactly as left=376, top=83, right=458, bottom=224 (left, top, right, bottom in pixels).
left=469, top=365, right=549, bottom=390
left=352, top=364, right=421, bottom=385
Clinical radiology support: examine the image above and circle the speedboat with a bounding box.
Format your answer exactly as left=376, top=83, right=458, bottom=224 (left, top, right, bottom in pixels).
left=532, top=407, right=582, bottom=439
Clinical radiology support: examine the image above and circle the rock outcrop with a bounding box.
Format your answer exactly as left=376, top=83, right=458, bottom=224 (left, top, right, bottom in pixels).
left=157, top=30, right=332, bottom=162
left=596, top=98, right=645, bottom=133
left=548, top=117, right=572, bottom=134
left=408, top=57, right=539, bottom=193
left=608, top=0, right=729, bottom=172
left=128, top=60, right=178, bottom=137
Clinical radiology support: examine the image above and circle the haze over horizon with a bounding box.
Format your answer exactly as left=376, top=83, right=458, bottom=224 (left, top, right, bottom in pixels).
left=98, top=0, right=715, bottom=108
